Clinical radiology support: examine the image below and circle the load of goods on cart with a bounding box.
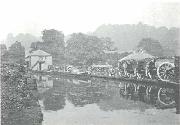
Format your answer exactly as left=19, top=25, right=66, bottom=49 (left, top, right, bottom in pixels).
left=118, top=50, right=176, bottom=82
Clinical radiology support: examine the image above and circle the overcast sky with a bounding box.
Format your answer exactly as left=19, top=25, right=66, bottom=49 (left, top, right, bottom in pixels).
left=0, top=0, right=180, bottom=43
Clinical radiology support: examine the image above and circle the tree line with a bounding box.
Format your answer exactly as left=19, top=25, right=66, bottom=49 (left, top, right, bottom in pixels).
left=0, top=28, right=171, bottom=66
left=93, top=23, right=179, bottom=56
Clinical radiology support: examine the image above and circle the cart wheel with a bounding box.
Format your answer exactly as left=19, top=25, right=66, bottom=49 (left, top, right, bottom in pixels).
left=157, top=62, right=175, bottom=82
left=157, top=88, right=175, bottom=106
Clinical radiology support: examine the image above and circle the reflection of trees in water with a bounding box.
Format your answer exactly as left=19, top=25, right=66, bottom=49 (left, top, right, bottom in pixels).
left=97, top=83, right=151, bottom=112
left=39, top=75, right=176, bottom=112
left=43, top=94, right=65, bottom=111
left=67, top=78, right=109, bottom=107
left=41, top=80, right=66, bottom=111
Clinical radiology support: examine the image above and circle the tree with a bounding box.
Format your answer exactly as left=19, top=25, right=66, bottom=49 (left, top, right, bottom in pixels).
left=162, top=40, right=179, bottom=56
left=0, top=44, right=7, bottom=55
left=65, top=33, right=115, bottom=66
left=137, top=38, right=164, bottom=57
left=100, top=37, right=116, bottom=51
left=42, top=29, right=64, bottom=45
left=0, top=44, right=9, bottom=63
left=93, top=23, right=179, bottom=53
left=31, top=29, right=65, bottom=65
left=8, top=41, right=25, bottom=64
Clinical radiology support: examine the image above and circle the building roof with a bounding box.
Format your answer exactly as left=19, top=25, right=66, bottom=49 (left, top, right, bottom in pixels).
left=26, top=49, right=51, bottom=57
left=119, top=50, right=154, bottom=62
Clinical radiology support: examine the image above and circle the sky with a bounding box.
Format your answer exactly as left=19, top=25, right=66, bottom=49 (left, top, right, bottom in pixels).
left=0, top=0, right=180, bottom=43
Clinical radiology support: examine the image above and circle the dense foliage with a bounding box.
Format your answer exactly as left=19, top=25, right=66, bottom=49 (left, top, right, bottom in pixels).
left=137, top=38, right=164, bottom=56
left=8, top=41, right=25, bottom=64
left=1, top=64, right=43, bottom=125
left=31, top=29, right=65, bottom=65
left=65, top=33, right=116, bottom=66
left=93, top=23, right=179, bottom=56
left=0, top=44, right=8, bottom=62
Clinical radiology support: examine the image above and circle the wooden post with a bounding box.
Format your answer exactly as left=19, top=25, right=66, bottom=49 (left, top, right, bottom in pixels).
left=39, top=63, right=42, bottom=71
left=174, top=56, right=180, bottom=114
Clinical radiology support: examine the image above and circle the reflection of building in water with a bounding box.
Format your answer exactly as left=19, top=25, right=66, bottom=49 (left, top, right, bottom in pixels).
left=35, top=75, right=53, bottom=94
left=39, top=79, right=67, bottom=111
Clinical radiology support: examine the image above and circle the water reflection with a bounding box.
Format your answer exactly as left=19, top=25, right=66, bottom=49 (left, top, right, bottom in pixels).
left=36, top=75, right=176, bottom=113
left=118, top=82, right=175, bottom=108
left=38, top=78, right=66, bottom=111
left=35, top=75, right=53, bottom=94
left=35, top=75, right=180, bottom=125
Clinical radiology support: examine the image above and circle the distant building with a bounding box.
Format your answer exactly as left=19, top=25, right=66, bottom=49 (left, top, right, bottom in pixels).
left=25, top=49, right=52, bottom=71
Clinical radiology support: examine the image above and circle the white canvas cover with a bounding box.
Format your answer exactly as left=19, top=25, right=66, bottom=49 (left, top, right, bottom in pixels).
left=119, top=50, right=154, bottom=62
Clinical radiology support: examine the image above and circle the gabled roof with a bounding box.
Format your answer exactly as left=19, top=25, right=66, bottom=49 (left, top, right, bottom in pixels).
left=26, top=49, right=51, bottom=57
left=119, top=50, right=154, bottom=62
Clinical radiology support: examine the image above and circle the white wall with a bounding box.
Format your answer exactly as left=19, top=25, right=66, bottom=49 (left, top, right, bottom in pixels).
left=31, top=55, right=52, bottom=71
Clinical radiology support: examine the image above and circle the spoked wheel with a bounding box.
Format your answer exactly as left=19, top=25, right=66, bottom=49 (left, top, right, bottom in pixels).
left=157, top=62, right=175, bottom=82
left=157, top=88, right=175, bottom=106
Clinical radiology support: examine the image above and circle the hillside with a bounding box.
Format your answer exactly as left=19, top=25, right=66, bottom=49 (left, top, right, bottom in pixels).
left=93, top=23, right=180, bottom=55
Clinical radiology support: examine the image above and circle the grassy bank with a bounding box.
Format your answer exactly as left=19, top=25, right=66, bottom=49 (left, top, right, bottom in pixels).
left=1, top=64, right=43, bottom=125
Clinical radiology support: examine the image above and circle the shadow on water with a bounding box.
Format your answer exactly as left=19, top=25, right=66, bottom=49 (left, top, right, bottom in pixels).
left=36, top=74, right=176, bottom=112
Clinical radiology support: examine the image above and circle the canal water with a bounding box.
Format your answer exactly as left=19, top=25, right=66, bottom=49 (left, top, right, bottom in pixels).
left=35, top=75, right=180, bottom=125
